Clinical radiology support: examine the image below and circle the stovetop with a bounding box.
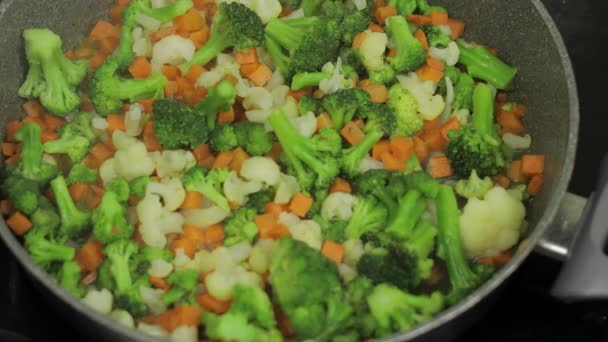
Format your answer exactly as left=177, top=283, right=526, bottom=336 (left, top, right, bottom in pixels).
left=2, top=0, right=608, bottom=341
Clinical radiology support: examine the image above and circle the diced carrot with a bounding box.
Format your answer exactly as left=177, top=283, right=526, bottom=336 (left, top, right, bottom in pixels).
left=2, top=143, right=16, bottom=157
left=151, top=305, right=202, bottom=332
left=426, top=57, right=445, bottom=72
left=340, top=121, right=366, bottom=146
left=374, top=6, right=397, bottom=25
left=316, top=113, right=333, bottom=131
left=171, top=238, right=197, bottom=258
left=192, top=144, right=211, bottom=163
left=272, top=224, right=291, bottom=239
left=137, top=98, right=154, bottom=114
left=507, top=160, right=527, bottom=182
left=414, top=29, right=429, bottom=50
left=6, top=211, right=33, bottom=236
left=352, top=32, right=368, bottom=49
left=22, top=100, right=44, bottom=118
left=83, top=155, right=101, bottom=169
left=440, top=117, right=461, bottom=141
left=180, top=190, right=203, bottom=210
left=240, top=62, right=260, bottom=76
left=287, top=88, right=310, bottom=101
left=75, top=241, right=104, bottom=272
left=203, top=224, right=224, bottom=246
left=6, top=121, right=22, bottom=142
left=329, top=178, right=352, bottom=194
left=478, top=256, right=495, bottom=266
left=359, top=82, right=388, bottom=103
left=4, top=154, right=20, bottom=166
left=73, top=47, right=98, bottom=60
left=149, top=275, right=171, bottom=291
left=246, top=64, right=273, bottom=87
left=22, top=116, right=46, bottom=130
left=390, top=136, right=414, bottom=162
left=497, top=110, right=524, bottom=134
left=106, top=114, right=126, bottom=133
left=447, top=18, right=465, bottom=39
left=511, top=104, right=527, bottom=117
left=176, top=76, right=195, bottom=95
left=289, top=193, right=314, bottom=218
left=266, top=142, right=282, bottom=162
left=313, top=89, right=325, bottom=99
left=41, top=130, right=58, bottom=143
left=69, top=182, right=90, bottom=202
left=98, top=37, right=119, bottom=54
left=321, top=240, right=345, bottom=264
left=413, top=136, right=429, bottom=163
left=174, top=8, right=204, bottom=33
left=128, top=56, right=152, bottom=79
left=186, top=64, right=206, bottom=83
left=368, top=23, right=384, bottom=32
left=89, top=20, right=120, bottom=41
left=0, top=200, right=12, bottom=215
left=162, top=64, right=181, bottom=81
left=221, top=74, right=239, bottom=87
left=199, top=155, right=216, bottom=168
left=235, top=48, right=258, bottom=65
left=196, top=294, right=231, bottom=314
left=495, top=175, right=511, bottom=188
left=417, top=64, right=444, bottom=83
left=527, top=174, right=544, bottom=196
left=381, top=151, right=406, bottom=171
left=90, top=143, right=114, bottom=162
left=387, top=47, right=397, bottom=57
left=90, top=184, right=106, bottom=197
left=427, top=155, right=453, bottom=178
left=212, top=151, right=234, bottom=169
left=429, top=11, right=449, bottom=25
left=407, top=14, right=432, bottom=25
left=255, top=214, right=277, bottom=237
left=521, top=154, right=544, bottom=176
left=264, top=202, right=288, bottom=217
left=150, top=26, right=177, bottom=43
left=44, top=114, right=66, bottom=131
left=423, top=128, right=447, bottom=152
left=493, top=251, right=513, bottom=266
left=230, top=147, right=249, bottom=174
left=115, top=0, right=130, bottom=6
left=372, top=140, right=391, bottom=161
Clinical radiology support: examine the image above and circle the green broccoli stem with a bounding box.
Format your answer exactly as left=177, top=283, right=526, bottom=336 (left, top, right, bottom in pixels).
left=389, top=0, right=416, bottom=15
left=385, top=189, right=426, bottom=239
left=407, top=220, right=436, bottom=259
left=265, top=19, right=306, bottom=52
left=281, top=17, right=320, bottom=30
left=471, top=83, right=496, bottom=137
left=180, top=36, right=228, bottom=74
left=264, top=35, right=290, bottom=77
left=196, top=80, right=237, bottom=130
left=58, top=260, right=86, bottom=298
left=113, top=73, right=167, bottom=102
left=28, top=239, right=75, bottom=268
left=344, top=198, right=387, bottom=239
left=435, top=185, right=479, bottom=292
left=50, top=175, right=90, bottom=238
left=291, top=72, right=331, bottom=90
left=14, top=123, right=43, bottom=179
left=301, top=0, right=323, bottom=16
left=457, top=40, right=517, bottom=90
left=340, top=129, right=384, bottom=178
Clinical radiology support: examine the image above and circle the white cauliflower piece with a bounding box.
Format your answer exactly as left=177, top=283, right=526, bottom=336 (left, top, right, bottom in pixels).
left=248, top=239, right=275, bottom=274
left=205, top=265, right=263, bottom=300
left=247, top=0, right=282, bottom=23
left=181, top=206, right=230, bottom=228
left=289, top=111, right=317, bottom=138
left=359, top=154, right=384, bottom=173
left=124, top=103, right=145, bottom=137
left=319, top=57, right=353, bottom=94
left=137, top=193, right=185, bottom=247
left=155, top=150, right=196, bottom=178
left=135, top=13, right=161, bottom=31
left=397, top=72, right=445, bottom=120
left=288, top=220, right=323, bottom=250
left=146, top=177, right=186, bottom=211
left=137, top=323, right=169, bottom=338
left=274, top=174, right=299, bottom=204
left=338, top=264, right=358, bottom=283
left=245, top=109, right=272, bottom=123
left=82, top=288, right=113, bottom=315
left=277, top=212, right=301, bottom=228
left=502, top=133, right=532, bottom=150
left=196, top=53, right=250, bottom=96
left=459, top=186, right=526, bottom=258
left=99, top=158, right=119, bottom=185
left=359, top=31, right=388, bottom=71
left=227, top=241, right=253, bottom=263
left=321, top=192, right=358, bottom=221
left=112, top=131, right=156, bottom=181
left=148, top=259, right=174, bottom=278
left=243, top=87, right=274, bottom=110
left=223, top=171, right=263, bottom=205
left=132, top=27, right=153, bottom=57
left=257, top=47, right=277, bottom=72
left=139, top=286, right=167, bottom=315
left=452, top=108, right=470, bottom=125
left=429, top=41, right=460, bottom=67
left=173, top=249, right=214, bottom=272
left=240, top=157, right=281, bottom=186
left=343, top=239, right=364, bottom=267
left=270, top=85, right=290, bottom=106
left=352, top=0, right=367, bottom=10
left=109, top=310, right=135, bottom=328
left=170, top=325, right=198, bottom=342
left=151, top=35, right=196, bottom=70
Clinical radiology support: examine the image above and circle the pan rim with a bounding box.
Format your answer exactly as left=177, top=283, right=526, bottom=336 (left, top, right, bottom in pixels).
left=0, top=0, right=579, bottom=341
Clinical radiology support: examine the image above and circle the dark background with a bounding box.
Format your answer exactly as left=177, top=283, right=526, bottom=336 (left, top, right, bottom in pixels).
left=2, top=0, right=608, bottom=341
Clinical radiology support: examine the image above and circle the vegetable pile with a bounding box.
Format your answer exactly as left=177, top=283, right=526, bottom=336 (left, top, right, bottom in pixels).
left=1, top=0, right=547, bottom=340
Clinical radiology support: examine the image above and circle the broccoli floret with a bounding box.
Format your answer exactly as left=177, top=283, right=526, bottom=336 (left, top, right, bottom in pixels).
left=50, top=175, right=91, bottom=238
left=451, top=73, right=475, bottom=111
left=313, top=215, right=348, bottom=243
left=446, top=83, right=505, bottom=177
left=113, top=275, right=150, bottom=318
left=265, top=17, right=341, bottom=79
left=291, top=71, right=331, bottom=90
left=298, top=95, right=324, bottom=115
left=437, top=65, right=462, bottom=97
left=385, top=189, right=426, bottom=239
left=457, top=40, right=518, bottom=90
left=340, top=10, right=372, bottom=45
left=340, top=48, right=366, bottom=79
left=455, top=170, right=493, bottom=199
left=204, top=284, right=282, bottom=342
left=320, top=88, right=370, bottom=129
left=209, top=124, right=238, bottom=152
left=101, top=239, right=139, bottom=294
left=24, top=225, right=75, bottom=270
left=66, top=163, right=98, bottom=185
left=353, top=170, right=403, bottom=216
left=152, top=98, right=209, bottom=149
left=90, top=56, right=167, bottom=116
left=367, top=284, right=444, bottom=336
left=369, top=66, right=396, bottom=85
left=233, top=121, right=273, bottom=156
left=30, top=199, right=61, bottom=231
left=195, top=80, right=237, bottom=131
left=268, top=110, right=340, bottom=191
left=162, top=269, right=200, bottom=306
left=436, top=185, right=495, bottom=304
left=342, top=276, right=377, bottom=338
left=43, top=112, right=95, bottom=163
left=388, top=0, right=416, bottom=15
left=420, top=25, right=452, bottom=48
left=224, top=207, right=258, bottom=246
left=343, top=197, right=387, bottom=240
left=58, top=260, right=86, bottom=298
left=243, top=188, right=274, bottom=214
left=130, top=246, right=173, bottom=277
left=180, top=2, right=265, bottom=73
left=129, top=176, right=152, bottom=199
left=387, top=84, right=423, bottom=136
left=18, top=29, right=87, bottom=115
left=340, top=103, right=395, bottom=177
left=13, top=122, right=58, bottom=184
left=1, top=175, right=42, bottom=215
left=386, top=16, right=426, bottom=73
left=405, top=171, right=440, bottom=199
left=357, top=245, right=419, bottom=290
left=182, top=166, right=230, bottom=211
left=270, top=237, right=352, bottom=340
left=92, top=190, right=134, bottom=244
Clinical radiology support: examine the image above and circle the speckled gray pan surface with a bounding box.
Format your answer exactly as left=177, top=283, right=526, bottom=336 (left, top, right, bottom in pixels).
left=0, top=0, right=578, bottom=341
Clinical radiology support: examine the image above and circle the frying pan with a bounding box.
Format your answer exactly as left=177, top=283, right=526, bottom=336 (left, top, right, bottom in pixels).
left=0, top=0, right=602, bottom=341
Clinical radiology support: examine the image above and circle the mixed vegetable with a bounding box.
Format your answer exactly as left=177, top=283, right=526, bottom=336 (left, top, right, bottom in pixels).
left=1, top=0, right=547, bottom=340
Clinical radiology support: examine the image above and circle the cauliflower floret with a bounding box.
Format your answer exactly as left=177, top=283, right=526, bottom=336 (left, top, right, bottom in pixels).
left=429, top=41, right=460, bottom=67
left=135, top=13, right=162, bottom=31
left=132, top=27, right=152, bottom=57
left=459, top=186, right=526, bottom=258
left=397, top=72, right=445, bottom=120
left=289, top=111, right=317, bottom=138
left=140, top=286, right=167, bottom=315
left=287, top=220, right=323, bottom=250
left=359, top=154, right=384, bottom=173
left=270, top=85, right=290, bottom=106
left=227, top=241, right=253, bottom=263
left=137, top=193, right=185, bottom=247
left=197, top=53, right=250, bottom=96
left=170, top=325, right=198, bottom=342
left=247, top=0, right=282, bottom=24
left=278, top=212, right=301, bottom=228
left=155, top=150, right=196, bottom=178
left=82, top=288, right=113, bottom=315
left=124, top=103, right=145, bottom=137
left=343, top=239, right=364, bottom=267
left=146, top=177, right=186, bottom=211
left=173, top=249, right=215, bottom=272
left=240, top=156, right=281, bottom=186
left=321, top=192, right=358, bottom=221
left=452, top=108, right=470, bottom=125
left=205, top=265, right=263, bottom=300
left=352, top=0, right=367, bottom=10
left=338, top=264, right=358, bottom=283
left=319, top=57, right=353, bottom=94
left=137, top=323, right=169, bottom=338
left=148, top=259, right=174, bottom=278
left=223, top=171, right=263, bottom=205
left=99, top=158, right=119, bottom=184
left=243, top=87, right=274, bottom=110
left=112, top=131, right=156, bottom=181
left=359, top=31, right=388, bottom=71
left=181, top=206, right=230, bottom=228
left=151, top=35, right=196, bottom=70
left=502, top=133, right=532, bottom=150
left=109, top=309, right=135, bottom=328
left=248, top=239, right=275, bottom=274
left=274, top=174, right=300, bottom=204
left=257, top=47, right=277, bottom=73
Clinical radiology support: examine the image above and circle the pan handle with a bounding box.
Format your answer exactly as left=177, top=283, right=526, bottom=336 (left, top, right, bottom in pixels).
left=550, top=155, right=608, bottom=300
